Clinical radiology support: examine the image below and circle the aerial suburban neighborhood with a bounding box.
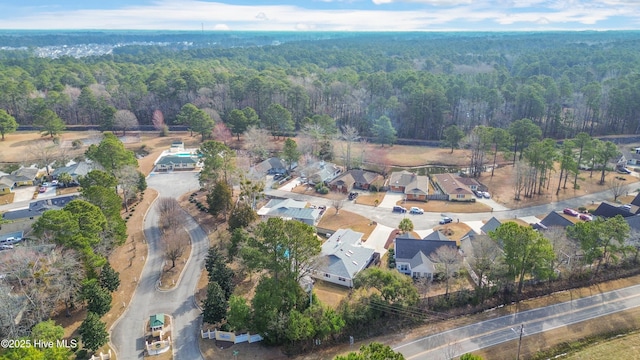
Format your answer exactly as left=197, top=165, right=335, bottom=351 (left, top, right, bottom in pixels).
left=3, top=29, right=640, bottom=360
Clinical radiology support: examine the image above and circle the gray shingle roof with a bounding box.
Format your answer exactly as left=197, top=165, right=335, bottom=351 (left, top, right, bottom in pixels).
left=2, top=195, right=78, bottom=221
left=394, top=238, right=457, bottom=262
left=540, top=211, right=574, bottom=228
left=389, top=171, right=416, bottom=188
left=316, top=229, right=375, bottom=279
left=423, top=231, right=451, bottom=241
left=52, top=161, right=95, bottom=178
left=592, top=202, right=635, bottom=218
left=481, top=217, right=502, bottom=234
left=156, top=155, right=197, bottom=165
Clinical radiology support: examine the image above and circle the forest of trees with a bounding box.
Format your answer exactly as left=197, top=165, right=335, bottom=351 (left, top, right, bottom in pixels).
left=1, top=32, right=640, bottom=142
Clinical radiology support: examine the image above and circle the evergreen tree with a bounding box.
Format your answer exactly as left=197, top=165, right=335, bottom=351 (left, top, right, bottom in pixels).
left=79, top=312, right=109, bottom=352
left=99, top=262, right=121, bottom=292
left=202, top=282, right=228, bottom=325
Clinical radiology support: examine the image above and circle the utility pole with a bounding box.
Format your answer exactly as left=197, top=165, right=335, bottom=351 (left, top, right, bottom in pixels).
left=516, top=324, right=524, bottom=360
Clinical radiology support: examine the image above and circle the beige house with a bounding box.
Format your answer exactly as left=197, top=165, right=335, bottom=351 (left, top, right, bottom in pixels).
left=431, top=173, right=475, bottom=202
left=388, top=170, right=429, bottom=201
left=155, top=155, right=197, bottom=171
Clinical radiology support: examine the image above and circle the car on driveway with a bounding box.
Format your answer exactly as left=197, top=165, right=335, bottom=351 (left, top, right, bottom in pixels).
left=439, top=216, right=453, bottom=224
left=579, top=213, right=593, bottom=221
left=393, top=206, right=407, bottom=213
left=38, top=186, right=47, bottom=193
left=617, top=167, right=632, bottom=174
left=410, top=207, right=424, bottom=214
left=563, top=208, right=579, bottom=216
left=348, top=192, right=359, bottom=200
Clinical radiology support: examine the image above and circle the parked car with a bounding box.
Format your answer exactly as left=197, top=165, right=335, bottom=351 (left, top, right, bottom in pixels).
left=563, top=208, right=579, bottom=216
left=273, top=173, right=284, bottom=181
left=579, top=213, right=593, bottom=221
left=42, top=182, right=50, bottom=187
left=50, top=180, right=58, bottom=186
left=0, top=244, right=13, bottom=251
left=620, top=204, right=632, bottom=212
left=392, top=206, right=407, bottom=213
left=439, top=217, right=453, bottom=224
left=617, top=167, right=632, bottom=174
left=348, top=192, right=359, bottom=200
left=318, top=205, right=327, bottom=215
left=410, top=207, right=424, bottom=214
left=472, top=190, right=483, bottom=198
left=38, top=186, right=47, bottom=193
left=482, top=191, right=491, bottom=199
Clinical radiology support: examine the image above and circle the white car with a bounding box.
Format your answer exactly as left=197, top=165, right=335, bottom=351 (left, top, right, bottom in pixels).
left=482, top=191, right=491, bottom=199
left=410, top=207, right=424, bottom=214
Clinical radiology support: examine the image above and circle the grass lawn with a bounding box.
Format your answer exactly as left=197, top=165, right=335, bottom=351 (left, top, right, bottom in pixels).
left=313, top=280, right=350, bottom=309
left=402, top=199, right=492, bottom=213
left=432, top=223, right=472, bottom=245
left=0, top=192, right=15, bottom=205
left=317, top=208, right=376, bottom=240
left=355, top=192, right=386, bottom=206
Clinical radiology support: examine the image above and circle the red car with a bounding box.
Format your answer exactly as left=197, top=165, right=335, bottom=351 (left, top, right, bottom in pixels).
left=579, top=213, right=593, bottom=221
left=38, top=186, right=47, bottom=193
left=563, top=208, right=579, bottom=216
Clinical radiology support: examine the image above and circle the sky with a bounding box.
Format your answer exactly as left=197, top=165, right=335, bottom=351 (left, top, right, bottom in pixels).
left=0, top=0, right=639, bottom=32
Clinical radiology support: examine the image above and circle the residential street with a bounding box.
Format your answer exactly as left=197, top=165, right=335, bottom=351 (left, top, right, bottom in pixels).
left=393, top=283, right=640, bottom=359
left=111, top=172, right=205, bottom=360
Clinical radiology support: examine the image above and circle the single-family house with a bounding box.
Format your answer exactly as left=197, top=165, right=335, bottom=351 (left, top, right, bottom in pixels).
left=2, top=195, right=78, bottom=221
left=388, top=171, right=429, bottom=201
left=394, top=235, right=457, bottom=279
left=155, top=155, right=198, bottom=172
left=481, top=217, right=502, bottom=235
left=299, top=161, right=342, bottom=186
left=539, top=211, right=575, bottom=229
left=170, top=141, right=185, bottom=152
left=7, top=168, right=38, bottom=186
left=619, top=147, right=640, bottom=166
left=625, top=214, right=640, bottom=233
left=310, top=229, right=376, bottom=287
left=257, top=198, right=321, bottom=226
left=592, top=202, right=637, bottom=218
left=456, top=177, right=482, bottom=191
left=254, top=157, right=288, bottom=175
left=52, top=161, right=96, bottom=180
left=328, top=169, right=384, bottom=194
left=431, top=173, right=475, bottom=202
left=630, top=193, right=640, bottom=208
left=0, top=177, right=15, bottom=194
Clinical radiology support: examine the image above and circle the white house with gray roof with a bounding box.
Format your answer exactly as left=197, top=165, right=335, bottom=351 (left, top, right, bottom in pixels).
left=310, top=229, right=376, bottom=287
left=394, top=234, right=457, bottom=279
left=257, top=198, right=321, bottom=226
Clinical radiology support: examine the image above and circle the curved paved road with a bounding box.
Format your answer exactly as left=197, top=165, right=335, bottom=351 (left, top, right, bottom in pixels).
left=111, top=172, right=206, bottom=360
left=393, top=283, right=640, bottom=359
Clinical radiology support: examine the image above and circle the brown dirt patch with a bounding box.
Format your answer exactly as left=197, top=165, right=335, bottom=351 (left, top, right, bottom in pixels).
left=317, top=208, right=376, bottom=240
left=199, top=336, right=286, bottom=360
left=502, top=218, right=532, bottom=227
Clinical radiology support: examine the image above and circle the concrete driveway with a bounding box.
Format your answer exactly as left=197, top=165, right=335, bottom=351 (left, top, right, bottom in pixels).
left=363, top=223, right=394, bottom=256
left=378, top=192, right=404, bottom=209
left=12, top=186, right=36, bottom=203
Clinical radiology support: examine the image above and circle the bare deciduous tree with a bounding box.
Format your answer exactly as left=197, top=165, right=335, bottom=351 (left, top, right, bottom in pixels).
left=330, top=192, right=346, bottom=215
left=544, top=226, right=579, bottom=278
left=468, top=235, right=502, bottom=303
left=28, top=140, right=62, bottom=176
left=116, top=165, right=140, bottom=212
left=244, top=125, right=270, bottom=164
left=513, top=160, right=528, bottom=201
left=608, top=177, right=627, bottom=202
left=157, top=197, right=184, bottom=231
left=340, top=125, right=359, bottom=171
left=161, top=230, right=188, bottom=269
left=113, top=109, right=138, bottom=136
left=430, top=245, right=462, bottom=297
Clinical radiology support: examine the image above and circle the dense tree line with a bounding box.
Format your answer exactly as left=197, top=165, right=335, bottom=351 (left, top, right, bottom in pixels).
left=2, top=32, right=640, bottom=142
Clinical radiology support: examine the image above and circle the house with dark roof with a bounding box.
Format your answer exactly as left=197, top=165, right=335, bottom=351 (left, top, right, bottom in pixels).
left=456, top=177, right=482, bottom=191
left=625, top=214, right=640, bottom=233
left=431, top=173, right=475, bottom=202
left=299, top=161, right=341, bottom=186
left=631, top=193, right=640, bottom=208
left=155, top=155, right=198, bottom=172
left=394, top=237, right=457, bottom=279
left=1, top=195, right=78, bottom=221
left=257, top=198, right=321, bottom=226
left=592, top=202, right=636, bottom=219
left=328, top=169, right=384, bottom=194
left=310, top=229, right=376, bottom=287
left=52, top=161, right=96, bottom=180
left=481, top=217, right=502, bottom=235
left=539, top=211, right=575, bottom=229
left=254, top=157, right=288, bottom=175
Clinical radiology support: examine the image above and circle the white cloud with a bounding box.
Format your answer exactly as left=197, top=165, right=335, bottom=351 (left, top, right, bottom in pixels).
left=0, top=0, right=637, bottom=31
